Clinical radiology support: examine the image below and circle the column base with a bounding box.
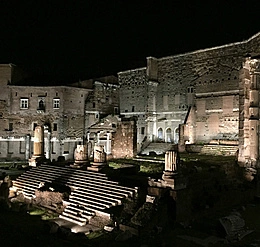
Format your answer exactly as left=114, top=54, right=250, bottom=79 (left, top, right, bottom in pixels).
left=87, top=162, right=108, bottom=172
left=70, top=160, right=89, bottom=169
left=29, top=155, right=45, bottom=167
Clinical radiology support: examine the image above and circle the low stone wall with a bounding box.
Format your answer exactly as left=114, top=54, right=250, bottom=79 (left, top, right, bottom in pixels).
left=186, top=144, right=238, bottom=156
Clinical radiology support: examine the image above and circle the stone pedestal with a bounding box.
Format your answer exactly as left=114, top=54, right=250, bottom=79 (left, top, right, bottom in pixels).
left=29, top=125, right=45, bottom=167
left=88, top=145, right=108, bottom=172
left=148, top=149, right=186, bottom=190
left=71, top=144, right=88, bottom=168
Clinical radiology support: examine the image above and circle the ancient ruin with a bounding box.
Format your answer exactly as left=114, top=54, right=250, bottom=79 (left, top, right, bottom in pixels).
left=1, top=33, right=260, bottom=168
left=88, top=144, right=108, bottom=171
left=71, top=144, right=88, bottom=168
left=2, top=32, right=260, bottom=245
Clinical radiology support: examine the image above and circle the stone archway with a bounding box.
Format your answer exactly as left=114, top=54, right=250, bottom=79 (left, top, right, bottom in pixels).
left=158, top=128, right=163, bottom=141
left=166, top=128, right=172, bottom=143
left=174, top=127, right=179, bottom=144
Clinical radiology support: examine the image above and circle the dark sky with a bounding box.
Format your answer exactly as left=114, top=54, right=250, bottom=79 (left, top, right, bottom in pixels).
left=0, top=1, right=260, bottom=82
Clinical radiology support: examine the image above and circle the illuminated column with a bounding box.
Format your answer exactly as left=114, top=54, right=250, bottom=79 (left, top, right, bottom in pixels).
left=164, top=150, right=179, bottom=172
left=45, top=131, right=51, bottom=160
left=29, top=125, right=45, bottom=166
left=106, top=132, right=111, bottom=154
left=97, top=132, right=100, bottom=144
left=71, top=144, right=88, bottom=168
left=88, top=144, right=108, bottom=171
left=25, top=134, right=31, bottom=160
left=162, top=149, right=180, bottom=188
left=33, top=125, right=44, bottom=157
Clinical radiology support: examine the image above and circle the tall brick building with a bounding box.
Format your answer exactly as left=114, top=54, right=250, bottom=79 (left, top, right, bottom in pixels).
left=0, top=65, right=119, bottom=162
left=118, top=32, right=260, bottom=167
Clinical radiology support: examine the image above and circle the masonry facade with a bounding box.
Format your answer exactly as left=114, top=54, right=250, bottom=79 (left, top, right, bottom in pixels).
left=118, top=32, right=260, bottom=167
left=2, top=33, right=260, bottom=167
left=0, top=66, right=119, bottom=162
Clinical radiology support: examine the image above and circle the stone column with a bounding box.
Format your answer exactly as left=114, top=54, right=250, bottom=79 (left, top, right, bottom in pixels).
left=106, top=132, right=111, bottom=154
left=71, top=144, right=88, bottom=168
left=25, top=134, right=31, bottom=160
left=88, top=144, right=108, bottom=172
left=33, top=125, right=44, bottom=157
left=29, top=125, right=45, bottom=166
left=45, top=131, right=51, bottom=160
left=97, top=132, right=100, bottom=144
left=162, top=150, right=179, bottom=185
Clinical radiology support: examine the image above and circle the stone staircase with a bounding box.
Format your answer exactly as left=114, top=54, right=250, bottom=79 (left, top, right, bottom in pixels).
left=200, top=144, right=238, bottom=156
left=140, top=142, right=175, bottom=155
left=11, top=165, right=137, bottom=226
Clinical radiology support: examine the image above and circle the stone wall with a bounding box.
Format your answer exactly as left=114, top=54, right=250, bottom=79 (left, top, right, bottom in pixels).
left=118, top=68, right=148, bottom=150
left=0, top=79, right=91, bottom=161
left=85, top=78, right=119, bottom=129
left=111, top=118, right=137, bottom=159
left=118, top=32, right=260, bottom=151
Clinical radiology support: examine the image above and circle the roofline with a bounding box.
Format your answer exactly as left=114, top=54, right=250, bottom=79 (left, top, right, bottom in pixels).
left=8, top=84, right=93, bottom=90
left=118, top=67, right=146, bottom=75
left=155, top=32, right=260, bottom=61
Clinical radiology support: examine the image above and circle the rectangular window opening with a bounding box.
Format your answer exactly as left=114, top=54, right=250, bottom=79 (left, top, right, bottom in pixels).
left=53, top=123, right=58, bottom=131
left=20, top=98, right=29, bottom=109
left=53, top=99, right=60, bottom=109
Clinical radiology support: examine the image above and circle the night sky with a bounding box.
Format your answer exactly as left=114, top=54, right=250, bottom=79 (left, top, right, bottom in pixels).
left=0, top=1, right=260, bottom=83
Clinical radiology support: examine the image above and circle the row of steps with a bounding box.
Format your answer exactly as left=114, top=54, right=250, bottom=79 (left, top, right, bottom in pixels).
left=12, top=164, right=137, bottom=226
left=200, top=144, right=238, bottom=156
left=140, top=142, right=175, bottom=155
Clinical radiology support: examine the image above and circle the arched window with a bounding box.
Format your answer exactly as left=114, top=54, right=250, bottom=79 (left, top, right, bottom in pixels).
left=174, top=127, right=179, bottom=144
left=166, top=128, right=172, bottom=142
left=39, top=100, right=44, bottom=109
left=158, top=128, right=163, bottom=141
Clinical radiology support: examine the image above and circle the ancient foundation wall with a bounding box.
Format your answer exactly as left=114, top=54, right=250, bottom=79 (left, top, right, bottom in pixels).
left=112, top=119, right=137, bottom=159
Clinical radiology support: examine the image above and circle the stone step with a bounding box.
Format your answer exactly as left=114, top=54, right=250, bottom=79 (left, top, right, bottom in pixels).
left=71, top=191, right=119, bottom=207
left=61, top=211, right=87, bottom=224
left=12, top=164, right=137, bottom=227
left=74, top=185, right=128, bottom=201
left=12, top=181, right=37, bottom=193
left=71, top=189, right=122, bottom=205
left=41, top=164, right=108, bottom=178
left=69, top=198, right=107, bottom=211
left=25, top=168, right=118, bottom=186
left=14, top=174, right=132, bottom=202
left=22, top=169, right=135, bottom=197
left=70, top=194, right=111, bottom=209
left=59, top=214, right=86, bottom=226
left=64, top=202, right=96, bottom=216
left=63, top=206, right=94, bottom=218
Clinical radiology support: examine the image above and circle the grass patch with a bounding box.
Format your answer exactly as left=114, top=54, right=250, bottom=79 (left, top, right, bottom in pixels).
left=87, top=231, right=104, bottom=239
left=139, top=162, right=164, bottom=175
left=28, top=208, right=46, bottom=216
left=108, top=162, right=121, bottom=169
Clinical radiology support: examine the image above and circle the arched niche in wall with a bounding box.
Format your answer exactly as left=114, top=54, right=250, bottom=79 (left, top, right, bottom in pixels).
left=166, top=128, right=172, bottom=143
left=158, top=128, right=163, bottom=141
left=174, top=127, right=179, bottom=144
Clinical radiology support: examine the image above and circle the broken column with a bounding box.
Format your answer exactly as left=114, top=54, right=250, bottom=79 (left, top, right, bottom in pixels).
left=29, top=125, right=45, bottom=167
left=88, top=144, right=108, bottom=171
left=148, top=149, right=186, bottom=190
left=162, top=150, right=179, bottom=186
left=71, top=144, right=88, bottom=168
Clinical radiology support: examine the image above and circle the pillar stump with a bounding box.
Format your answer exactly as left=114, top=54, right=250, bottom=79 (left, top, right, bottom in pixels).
left=88, top=145, right=108, bottom=172
left=71, top=144, right=88, bottom=168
